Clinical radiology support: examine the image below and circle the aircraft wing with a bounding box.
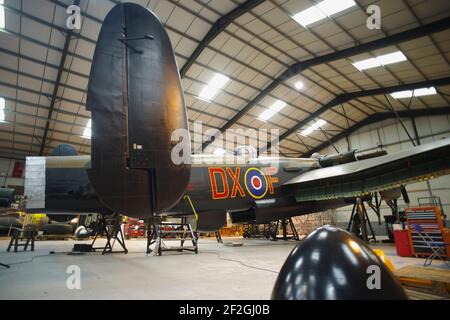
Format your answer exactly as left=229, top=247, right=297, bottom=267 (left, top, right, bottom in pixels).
left=283, top=138, right=450, bottom=201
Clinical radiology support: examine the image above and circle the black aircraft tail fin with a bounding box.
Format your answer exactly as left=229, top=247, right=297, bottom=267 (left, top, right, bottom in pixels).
left=86, top=3, right=191, bottom=218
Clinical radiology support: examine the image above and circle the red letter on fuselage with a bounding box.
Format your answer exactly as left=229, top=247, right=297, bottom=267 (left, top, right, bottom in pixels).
left=267, top=175, right=279, bottom=194
left=208, top=168, right=229, bottom=199
left=226, top=167, right=245, bottom=198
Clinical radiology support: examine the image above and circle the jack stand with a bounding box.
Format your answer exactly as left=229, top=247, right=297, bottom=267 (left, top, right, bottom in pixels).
left=91, top=213, right=128, bottom=254
left=7, top=225, right=36, bottom=253
left=347, top=197, right=377, bottom=242
left=271, top=218, right=300, bottom=241
left=386, top=199, right=400, bottom=223
left=367, top=192, right=382, bottom=225
left=146, top=217, right=158, bottom=254
left=215, top=231, right=223, bottom=243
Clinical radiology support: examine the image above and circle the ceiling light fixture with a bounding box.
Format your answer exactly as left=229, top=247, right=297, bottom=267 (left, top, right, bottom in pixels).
left=300, top=119, right=327, bottom=136
left=0, top=97, right=5, bottom=122
left=352, top=51, right=407, bottom=71
left=0, top=0, right=4, bottom=30
left=295, top=81, right=304, bottom=90
left=292, top=0, right=356, bottom=27
left=199, top=73, right=230, bottom=102
left=390, top=87, right=437, bottom=99
left=213, top=148, right=226, bottom=156
left=82, top=119, right=91, bottom=139
left=258, top=100, right=286, bottom=121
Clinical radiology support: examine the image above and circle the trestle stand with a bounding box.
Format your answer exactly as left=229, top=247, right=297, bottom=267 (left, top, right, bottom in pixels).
left=91, top=213, right=128, bottom=254
left=271, top=218, right=300, bottom=241
left=7, top=225, right=36, bottom=253
left=215, top=231, right=223, bottom=243
left=347, top=196, right=377, bottom=242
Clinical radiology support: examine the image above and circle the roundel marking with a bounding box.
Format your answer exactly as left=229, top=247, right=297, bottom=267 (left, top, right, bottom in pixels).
left=252, top=176, right=262, bottom=190
left=244, top=167, right=268, bottom=199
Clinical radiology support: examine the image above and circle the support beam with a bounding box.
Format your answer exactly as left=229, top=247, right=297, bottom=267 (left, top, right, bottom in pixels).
left=409, top=115, right=435, bottom=197
left=179, top=0, right=265, bottom=78
left=0, top=152, right=28, bottom=161
left=0, top=47, right=89, bottom=80
left=0, top=65, right=85, bottom=94
left=39, top=0, right=80, bottom=155
left=0, top=127, right=89, bottom=150
left=3, top=96, right=90, bottom=120
left=268, top=76, right=450, bottom=152
left=302, top=107, right=450, bottom=157
left=0, top=80, right=86, bottom=107
left=411, top=116, right=421, bottom=146
left=211, top=17, right=450, bottom=145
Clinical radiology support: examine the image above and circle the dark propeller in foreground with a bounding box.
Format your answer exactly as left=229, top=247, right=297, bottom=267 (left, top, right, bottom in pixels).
left=272, top=225, right=408, bottom=300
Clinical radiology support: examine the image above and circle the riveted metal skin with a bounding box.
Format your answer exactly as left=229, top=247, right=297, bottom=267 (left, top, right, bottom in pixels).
left=86, top=3, right=190, bottom=217
left=271, top=225, right=408, bottom=300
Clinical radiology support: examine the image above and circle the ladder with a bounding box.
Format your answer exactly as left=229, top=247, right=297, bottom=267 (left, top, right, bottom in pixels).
left=146, top=217, right=198, bottom=255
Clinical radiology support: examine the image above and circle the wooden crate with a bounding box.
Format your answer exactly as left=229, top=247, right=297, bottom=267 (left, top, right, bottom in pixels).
left=396, top=265, right=450, bottom=296
left=404, top=288, right=449, bottom=300
left=292, top=210, right=336, bottom=235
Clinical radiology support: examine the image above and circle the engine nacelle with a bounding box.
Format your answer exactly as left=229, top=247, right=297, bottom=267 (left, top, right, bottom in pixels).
left=312, top=150, right=357, bottom=167
left=313, top=149, right=388, bottom=168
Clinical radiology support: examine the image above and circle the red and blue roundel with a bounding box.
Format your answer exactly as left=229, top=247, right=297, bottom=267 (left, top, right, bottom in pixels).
left=244, top=168, right=268, bottom=199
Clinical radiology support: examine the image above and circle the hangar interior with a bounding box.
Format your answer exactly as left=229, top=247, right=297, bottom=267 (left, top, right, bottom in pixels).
left=0, top=0, right=449, bottom=300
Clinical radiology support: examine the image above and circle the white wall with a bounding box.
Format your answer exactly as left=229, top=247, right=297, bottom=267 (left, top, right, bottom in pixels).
left=0, top=157, right=25, bottom=188
left=318, top=114, right=450, bottom=224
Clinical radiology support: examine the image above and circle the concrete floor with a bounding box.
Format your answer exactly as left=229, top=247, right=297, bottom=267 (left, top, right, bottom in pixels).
left=0, top=237, right=447, bottom=299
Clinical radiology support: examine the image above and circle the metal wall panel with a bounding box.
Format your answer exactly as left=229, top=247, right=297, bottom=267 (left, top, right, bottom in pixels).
left=24, top=156, right=45, bottom=209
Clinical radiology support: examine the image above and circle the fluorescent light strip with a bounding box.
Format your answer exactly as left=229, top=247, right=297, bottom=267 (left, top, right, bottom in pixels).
left=390, top=87, right=437, bottom=99
left=213, top=148, right=226, bottom=156
left=293, top=0, right=356, bottom=27
left=378, top=51, right=407, bottom=65
left=258, top=100, right=286, bottom=121
left=198, top=87, right=218, bottom=101
left=82, top=119, right=91, bottom=139
left=300, top=119, right=327, bottom=136
left=0, top=97, right=5, bottom=122
left=199, top=73, right=230, bottom=101
left=0, top=0, right=4, bottom=30
left=292, top=6, right=326, bottom=27
left=352, top=51, right=407, bottom=71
